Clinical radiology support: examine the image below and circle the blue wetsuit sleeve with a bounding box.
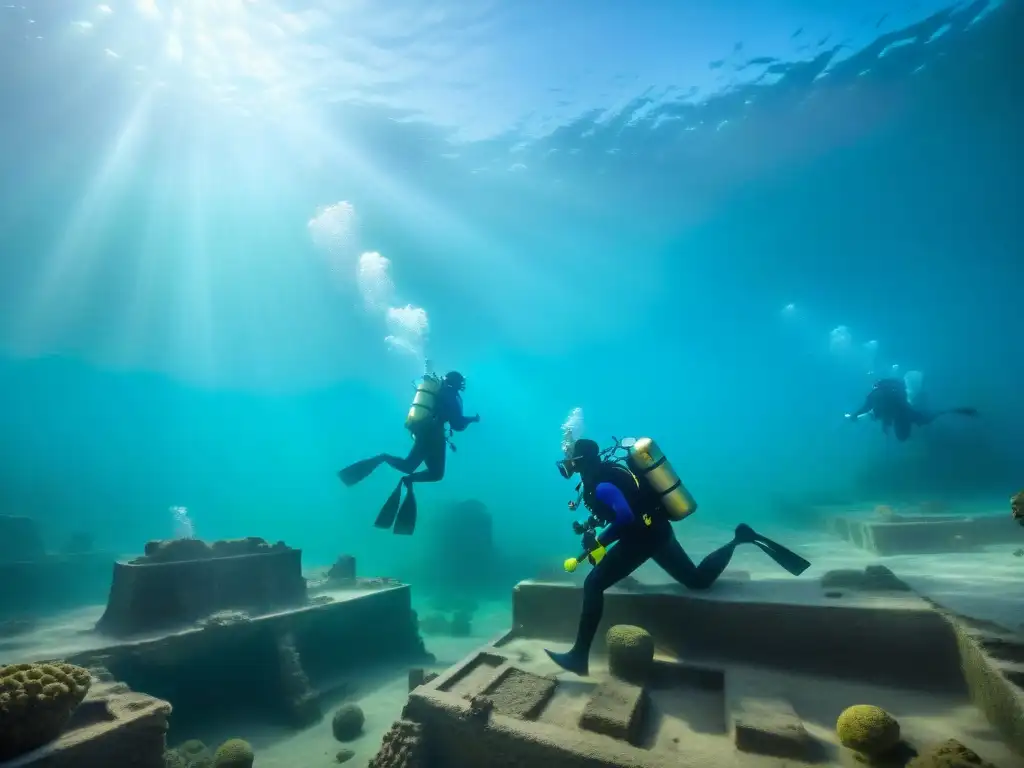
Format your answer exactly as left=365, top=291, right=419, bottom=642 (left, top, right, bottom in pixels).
left=446, top=391, right=472, bottom=432
left=594, top=483, right=635, bottom=547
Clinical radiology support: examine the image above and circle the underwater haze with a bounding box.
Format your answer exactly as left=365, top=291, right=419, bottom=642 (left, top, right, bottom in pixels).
left=0, top=0, right=1021, bottom=580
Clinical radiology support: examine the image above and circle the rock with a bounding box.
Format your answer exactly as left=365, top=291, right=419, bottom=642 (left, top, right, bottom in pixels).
left=821, top=565, right=911, bottom=592
left=0, top=515, right=45, bottom=563
left=579, top=679, right=647, bottom=745
left=335, top=748, right=356, bottom=764
left=327, top=555, right=357, bottom=583
left=907, top=738, right=997, bottom=768
left=332, top=703, right=365, bottom=741
left=606, top=624, right=655, bottom=683
left=836, top=704, right=901, bottom=756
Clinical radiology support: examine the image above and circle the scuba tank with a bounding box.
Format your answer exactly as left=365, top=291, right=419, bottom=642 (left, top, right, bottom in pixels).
left=404, top=374, right=442, bottom=432
left=625, top=437, right=697, bottom=521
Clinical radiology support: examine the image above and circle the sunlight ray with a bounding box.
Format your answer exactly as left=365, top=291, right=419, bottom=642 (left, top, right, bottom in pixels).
left=177, top=121, right=217, bottom=381
left=19, top=85, right=159, bottom=347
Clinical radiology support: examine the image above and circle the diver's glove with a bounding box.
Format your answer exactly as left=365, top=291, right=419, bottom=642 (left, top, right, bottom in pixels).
left=563, top=557, right=579, bottom=573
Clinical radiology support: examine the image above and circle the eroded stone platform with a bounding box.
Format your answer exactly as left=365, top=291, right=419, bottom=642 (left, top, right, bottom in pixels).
left=1, top=677, right=171, bottom=768
left=510, top=575, right=962, bottom=691
left=10, top=584, right=430, bottom=739
left=825, top=512, right=1010, bottom=555
left=380, top=576, right=1024, bottom=767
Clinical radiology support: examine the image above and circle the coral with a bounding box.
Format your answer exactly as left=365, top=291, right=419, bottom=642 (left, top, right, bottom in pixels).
left=836, top=705, right=901, bottom=756
left=907, top=739, right=996, bottom=768
left=174, top=739, right=213, bottom=767
left=1012, top=490, right=1023, bottom=526
left=0, top=661, right=92, bottom=760
left=606, top=624, right=655, bottom=682
left=368, top=719, right=425, bottom=768
left=332, top=703, right=365, bottom=741
left=164, top=750, right=188, bottom=768
left=213, top=738, right=254, bottom=768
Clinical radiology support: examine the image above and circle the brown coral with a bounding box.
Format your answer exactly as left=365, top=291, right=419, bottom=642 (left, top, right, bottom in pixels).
left=0, top=661, right=92, bottom=760
left=368, top=719, right=425, bottom=768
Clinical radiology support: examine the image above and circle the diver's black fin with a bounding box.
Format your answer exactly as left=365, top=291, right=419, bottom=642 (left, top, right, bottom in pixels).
left=393, top=486, right=417, bottom=536
left=374, top=482, right=403, bottom=529
left=752, top=535, right=811, bottom=577
left=338, top=456, right=383, bottom=487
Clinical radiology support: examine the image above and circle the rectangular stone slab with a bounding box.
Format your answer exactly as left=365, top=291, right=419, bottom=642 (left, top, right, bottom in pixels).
left=579, top=679, right=647, bottom=745
left=481, top=666, right=556, bottom=720
left=727, top=675, right=818, bottom=761
left=834, top=515, right=1007, bottom=555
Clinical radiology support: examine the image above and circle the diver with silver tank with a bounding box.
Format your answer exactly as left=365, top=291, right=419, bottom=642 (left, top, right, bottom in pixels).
left=336, top=365, right=480, bottom=535
left=545, top=435, right=811, bottom=677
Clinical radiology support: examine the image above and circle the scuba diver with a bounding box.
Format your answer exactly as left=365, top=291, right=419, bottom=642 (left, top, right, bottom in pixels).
left=337, top=370, right=479, bottom=535
left=545, top=436, right=811, bottom=677
left=845, top=376, right=977, bottom=442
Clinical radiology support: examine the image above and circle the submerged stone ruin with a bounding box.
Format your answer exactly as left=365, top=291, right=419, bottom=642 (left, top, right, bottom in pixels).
left=370, top=567, right=1024, bottom=768
left=96, top=536, right=307, bottom=637
left=0, top=515, right=115, bottom=620
left=0, top=663, right=171, bottom=768
left=823, top=508, right=1013, bottom=555
left=2, top=539, right=432, bottom=752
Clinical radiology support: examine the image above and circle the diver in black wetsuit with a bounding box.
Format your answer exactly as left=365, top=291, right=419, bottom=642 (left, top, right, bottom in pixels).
left=544, top=438, right=811, bottom=677
left=337, top=371, right=479, bottom=535
left=846, top=377, right=977, bottom=442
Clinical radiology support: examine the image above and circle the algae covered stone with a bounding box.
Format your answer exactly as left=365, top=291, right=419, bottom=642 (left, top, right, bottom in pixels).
left=0, top=661, right=92, bottom=760
left=907, top=739, right=997, bottom=768
left=332, top=702, right=365, bottom=741
left=214, top=738, right=255, bottom=768
left=606, top=624, right=654, bottom=682
left=836, top=704, right=901, bottom=756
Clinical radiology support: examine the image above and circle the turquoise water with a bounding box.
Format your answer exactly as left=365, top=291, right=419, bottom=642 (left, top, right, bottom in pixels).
left=0, top=0, right=1021, bottom=588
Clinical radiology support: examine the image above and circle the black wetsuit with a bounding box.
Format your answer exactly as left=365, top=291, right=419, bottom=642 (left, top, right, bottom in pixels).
left=850, top=378, right=975, bottom=442
left=546, top=461, right=810, bottom=674
left=561, top=464, right=747, bottom=666
left=378, top=383, right=473, bottom=486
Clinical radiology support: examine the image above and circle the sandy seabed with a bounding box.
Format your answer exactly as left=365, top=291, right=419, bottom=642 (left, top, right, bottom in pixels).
left=2, top=520, right=1020, bottom=767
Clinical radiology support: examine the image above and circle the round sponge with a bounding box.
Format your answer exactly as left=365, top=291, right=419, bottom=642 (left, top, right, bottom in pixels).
left=836, top=704, right=901, bottom=756
left=606, top=624, right=654, bottom=682
left=332, top=703, right=365, bottom=742
left=0, top=662, right=92, bottom=761
left=214, top=738, right=254, bottom=768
